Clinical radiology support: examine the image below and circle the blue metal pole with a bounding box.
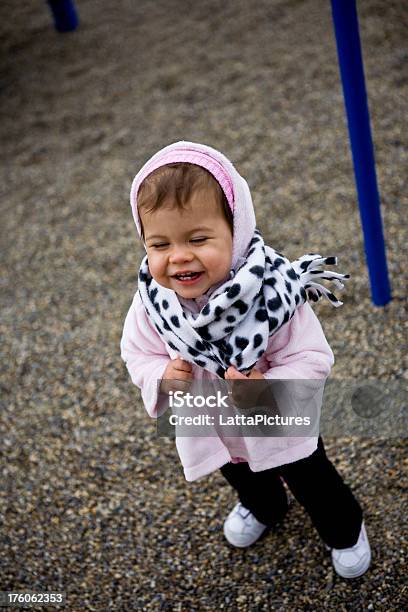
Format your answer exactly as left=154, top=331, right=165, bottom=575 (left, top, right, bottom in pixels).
left=47, top=0, right=79, bottom=33
left=330, top=0, right=391, bottom=306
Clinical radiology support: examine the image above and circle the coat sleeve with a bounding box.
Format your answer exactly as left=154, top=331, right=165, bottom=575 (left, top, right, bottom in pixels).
left=262, top=302, right=335, bottom=380
left=120, top=292, right=171, bottom=418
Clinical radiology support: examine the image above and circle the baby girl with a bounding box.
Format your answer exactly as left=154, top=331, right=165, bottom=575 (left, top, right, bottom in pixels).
left=121, top=141, right=371, bottom=578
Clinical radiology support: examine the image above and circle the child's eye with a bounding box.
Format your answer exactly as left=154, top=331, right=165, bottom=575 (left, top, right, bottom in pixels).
left=152, top=243, right=169, bottom=249
left=190, top=237, right=207, bottom=244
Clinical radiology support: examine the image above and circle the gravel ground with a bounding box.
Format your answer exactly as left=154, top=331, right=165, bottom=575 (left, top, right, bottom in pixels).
left=1, top=0, right=407, bottom=610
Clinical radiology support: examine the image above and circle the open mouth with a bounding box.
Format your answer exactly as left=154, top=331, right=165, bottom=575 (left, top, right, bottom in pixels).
left=172, top=272, right=204, bottom=285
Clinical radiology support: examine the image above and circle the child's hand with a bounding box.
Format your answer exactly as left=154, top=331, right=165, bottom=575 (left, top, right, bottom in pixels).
left=160, top=358, right=193, bottom=394
left=225, top=366, right=266, bottom=409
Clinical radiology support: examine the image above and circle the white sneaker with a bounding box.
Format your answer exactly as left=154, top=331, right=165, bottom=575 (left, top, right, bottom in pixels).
left=331, top=522, right=371, bottom=578
left=223, top=502, right=268, bottom=547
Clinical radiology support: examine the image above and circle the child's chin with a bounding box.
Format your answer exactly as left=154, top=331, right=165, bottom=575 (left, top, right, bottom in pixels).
left=175, top=287, right=205, bottom=298
left=174, top=282, right=211, bottom=299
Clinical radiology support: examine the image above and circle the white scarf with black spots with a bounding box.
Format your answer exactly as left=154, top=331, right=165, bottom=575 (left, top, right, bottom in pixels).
left=138, top=230, right=350, bottom=378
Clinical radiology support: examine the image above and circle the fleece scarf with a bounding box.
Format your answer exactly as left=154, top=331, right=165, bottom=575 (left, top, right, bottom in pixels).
left=138, top=229, right=349, bottom=378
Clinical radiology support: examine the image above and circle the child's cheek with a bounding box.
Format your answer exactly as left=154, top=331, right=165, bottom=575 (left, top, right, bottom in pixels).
left=146, top=255, right=160, bottom=280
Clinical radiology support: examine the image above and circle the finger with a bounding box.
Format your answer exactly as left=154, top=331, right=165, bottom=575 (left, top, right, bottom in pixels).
left=173, top=358, right=193, bottom=372
left=227, top=367, right=247, bottom=380
left=225, top=366, right=235, bottom=379
left=248, top=368, right=264, bottom=380
left=175, top=364, right=193, bottom=374
left=173, top=370, right=193, bottom=382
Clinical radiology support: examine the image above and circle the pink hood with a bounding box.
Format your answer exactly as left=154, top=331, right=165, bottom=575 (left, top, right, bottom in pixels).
left=129, top=140, right=256, bottom=271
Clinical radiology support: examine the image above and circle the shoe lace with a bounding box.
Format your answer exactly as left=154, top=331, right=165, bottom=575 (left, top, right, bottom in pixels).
left=237, top=503, right=251, bottom=519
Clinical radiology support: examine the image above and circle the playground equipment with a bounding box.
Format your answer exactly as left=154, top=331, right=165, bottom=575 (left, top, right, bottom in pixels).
left=47, top=0, right=78, bottom=33
left=331, top=0, right=391, bottom=306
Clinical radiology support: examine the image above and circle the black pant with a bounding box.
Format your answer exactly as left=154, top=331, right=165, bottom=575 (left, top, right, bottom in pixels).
left=220, top=437, right=363, bottom=549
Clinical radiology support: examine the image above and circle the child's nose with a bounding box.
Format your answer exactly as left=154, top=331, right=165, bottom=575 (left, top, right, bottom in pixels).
left=169, top=245, right=194, bottom=263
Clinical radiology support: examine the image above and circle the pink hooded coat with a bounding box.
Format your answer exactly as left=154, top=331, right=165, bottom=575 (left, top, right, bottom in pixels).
left=120, top=141, right=334, bottom=482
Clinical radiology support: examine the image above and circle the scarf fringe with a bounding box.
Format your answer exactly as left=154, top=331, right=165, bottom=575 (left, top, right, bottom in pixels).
left=292, top=254, right=351, bottom=308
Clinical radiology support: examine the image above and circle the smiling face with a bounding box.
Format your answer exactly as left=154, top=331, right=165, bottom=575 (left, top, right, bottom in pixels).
left=141, top=187, right=233, bottom=299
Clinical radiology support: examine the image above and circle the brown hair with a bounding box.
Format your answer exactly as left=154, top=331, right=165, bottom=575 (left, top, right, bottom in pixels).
left=137, top=163, right=233, bottom=239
